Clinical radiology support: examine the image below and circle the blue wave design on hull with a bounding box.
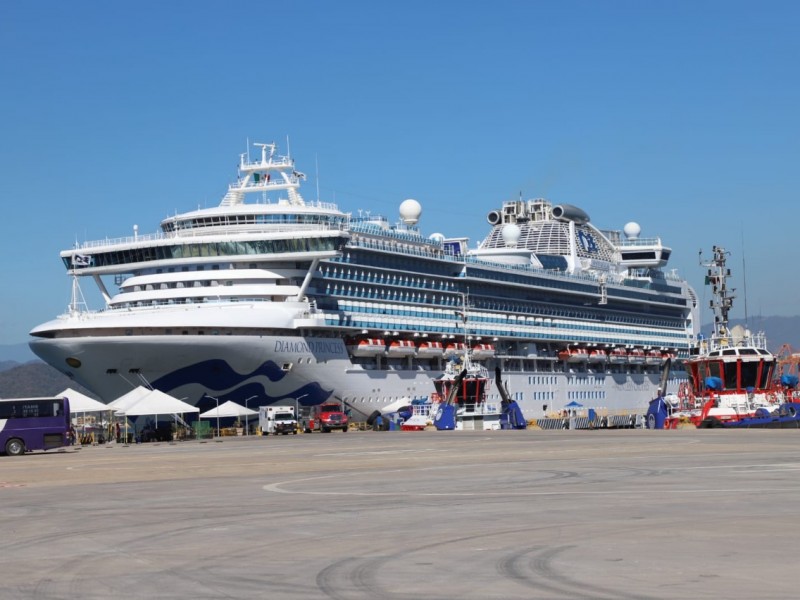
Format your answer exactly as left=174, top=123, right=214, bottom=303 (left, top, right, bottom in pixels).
left=153, top=359, right=287, bottom=391
left=151, top=359, right=333, bottom=407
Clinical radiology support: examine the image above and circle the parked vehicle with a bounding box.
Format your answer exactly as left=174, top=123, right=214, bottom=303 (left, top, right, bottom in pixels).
left=306, top=403, right=348, bottom=433
left=258, top=406, right=298, bottom=435
left=0, top=397, right=71, bottom=456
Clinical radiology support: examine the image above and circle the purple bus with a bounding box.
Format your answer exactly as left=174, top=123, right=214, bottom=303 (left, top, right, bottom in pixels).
left=0, top=397, right=71, bottom=456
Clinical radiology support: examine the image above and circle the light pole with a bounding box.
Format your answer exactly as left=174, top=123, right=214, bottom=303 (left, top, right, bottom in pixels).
left=207, top=395, right=220, bottom=439
left=243, top=395, right=257, bottom=436
left=295, top=394, right=308, bottom=429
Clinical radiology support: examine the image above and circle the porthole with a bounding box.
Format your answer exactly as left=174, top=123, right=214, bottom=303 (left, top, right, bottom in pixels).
left=66, top=357, right=82, bottom=368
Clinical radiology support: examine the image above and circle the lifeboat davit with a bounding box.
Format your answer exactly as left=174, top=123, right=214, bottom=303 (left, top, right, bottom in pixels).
left=349, top=338, right=386, bottom=357
left=608, top=347, right=629, bottom=364
left=470, top=344, right=496, bottom=360
left=387, top=340, right=416, bottom=356
left=417, top=341, right=444, bottom=358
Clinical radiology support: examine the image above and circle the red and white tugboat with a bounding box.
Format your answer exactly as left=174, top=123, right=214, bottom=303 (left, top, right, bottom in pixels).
left=660, top=246, right=779, bottom=428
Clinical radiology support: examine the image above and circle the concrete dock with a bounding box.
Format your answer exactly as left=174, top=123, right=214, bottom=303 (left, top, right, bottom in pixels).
left=1, top=429, right=799, bottom=599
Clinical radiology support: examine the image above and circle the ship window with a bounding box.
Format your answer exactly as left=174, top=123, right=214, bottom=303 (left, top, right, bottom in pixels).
left=707, top=362, right=721, bottom=380
left=740, top=361, right=759, bottom=389
left=106, top=369, right=117, bottom=374
left=723, top=362, right=738, bottom=390
left=759, top=362, right=773, bottom=389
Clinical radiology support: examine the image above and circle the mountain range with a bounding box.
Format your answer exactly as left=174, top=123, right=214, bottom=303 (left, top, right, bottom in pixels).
left=2, top=316, right=799, bottom=398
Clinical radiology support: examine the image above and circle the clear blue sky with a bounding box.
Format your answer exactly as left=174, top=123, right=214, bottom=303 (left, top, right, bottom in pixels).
left=2, top=0, right=799, bottom=346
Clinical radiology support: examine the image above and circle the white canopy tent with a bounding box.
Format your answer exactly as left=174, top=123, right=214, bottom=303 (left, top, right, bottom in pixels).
left=112, top=389, right=199, bottom=442
left=117, top=389, right=199, bottom=417
left=108, top=386, right=153, bottom=412
left=58, top=388, right=109, bottom=413
left=198, top=400, right=257, bottom=419
left=199, top=400, right=258, bottom=437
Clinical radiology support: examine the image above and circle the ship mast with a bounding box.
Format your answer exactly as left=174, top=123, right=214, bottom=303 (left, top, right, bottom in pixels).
left=220, top=141, right=305, bottom=207
left=68, top=275, right=88, bottom=316
left=701, top=246, right=734, bottom=349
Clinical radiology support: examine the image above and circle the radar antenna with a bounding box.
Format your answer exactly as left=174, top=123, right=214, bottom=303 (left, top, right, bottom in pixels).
left=700, top=246, right=734, bottom=344
left=253, top=142, right=276, bottom=163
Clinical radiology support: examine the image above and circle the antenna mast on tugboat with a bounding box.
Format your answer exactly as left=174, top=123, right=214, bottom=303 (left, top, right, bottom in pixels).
left=741, top=228, right=749, bottom=326
left=700, top=246, right=734, bottom=347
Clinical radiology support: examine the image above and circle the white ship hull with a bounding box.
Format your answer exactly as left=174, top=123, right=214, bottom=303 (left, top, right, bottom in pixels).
left=31, top=330, right=673, bottom=420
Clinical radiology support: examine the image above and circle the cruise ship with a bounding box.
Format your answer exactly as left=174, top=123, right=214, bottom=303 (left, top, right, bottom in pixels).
left=30, top=141, right=698, bottom=420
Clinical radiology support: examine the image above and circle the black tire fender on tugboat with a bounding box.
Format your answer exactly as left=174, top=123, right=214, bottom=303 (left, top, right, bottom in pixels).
left=366, top=410, right=381, bottom=427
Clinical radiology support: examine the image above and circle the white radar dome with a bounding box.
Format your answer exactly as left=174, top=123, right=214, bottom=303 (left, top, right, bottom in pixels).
left=623, top=221, right=641, bottom=240
left=429, top=232, right=445, bottom=243
left=502, top=223, right=521, bottom=247
left=399, top=198, right=422, bottom=225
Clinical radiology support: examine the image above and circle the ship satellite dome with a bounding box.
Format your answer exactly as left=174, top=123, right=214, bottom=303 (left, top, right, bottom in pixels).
left=502, top=223, right=521, bottom=247
left=399, top=198, right=422, bottom=225
left=429, top=232, right=445, bottom=243
left=623, top=221, right=641, bottom=240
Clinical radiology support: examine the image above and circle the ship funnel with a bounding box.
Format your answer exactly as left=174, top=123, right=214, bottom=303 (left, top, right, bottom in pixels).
left=551, top=204, right=590, bottom=225
left=487, top=210, right=502, bottom=225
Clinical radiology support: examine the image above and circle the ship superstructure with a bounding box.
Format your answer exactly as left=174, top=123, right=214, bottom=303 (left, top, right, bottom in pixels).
left=30, top=141, right=697, bottom=419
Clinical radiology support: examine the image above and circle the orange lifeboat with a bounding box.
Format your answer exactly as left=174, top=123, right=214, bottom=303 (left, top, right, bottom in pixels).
left=645, top=349, right=663, bottom=365
left=587, top=349, right=608, bottom=364
left=444, top=342, right=467, bottom=357
left=417, top=341, right=444, bottom=358
left=609, top=347, right=629, bottom=364
left=387, top=340, right=416, bottom=356
left=558, top=347, right=589, bottom=363
left=628, top=348, right=646, bottom=365
left=349, top=338, right=386, bottom=357
left=470, top=344, right=496, bottom=360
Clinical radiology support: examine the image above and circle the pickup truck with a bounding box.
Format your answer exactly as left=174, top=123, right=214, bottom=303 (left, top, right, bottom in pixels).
left=306, top=403, right=349, bottom=433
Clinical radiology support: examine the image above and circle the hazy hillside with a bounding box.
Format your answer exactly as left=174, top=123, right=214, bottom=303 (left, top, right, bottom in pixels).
left=0, top=360, right=20, bottom=373
left=0, top=362, right=97, bottom=399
